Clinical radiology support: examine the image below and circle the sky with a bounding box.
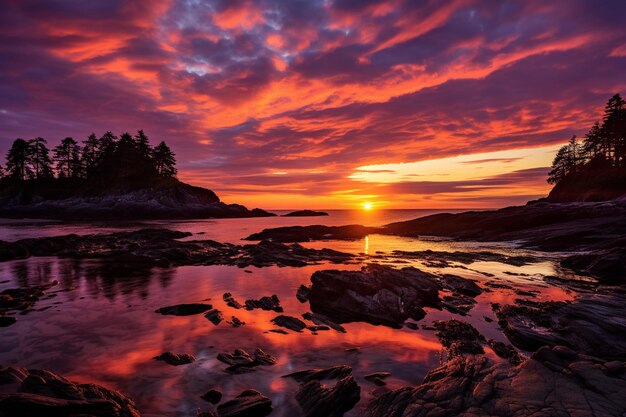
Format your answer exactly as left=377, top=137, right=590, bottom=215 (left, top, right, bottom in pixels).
left=0, top=0, right=625, bottom=209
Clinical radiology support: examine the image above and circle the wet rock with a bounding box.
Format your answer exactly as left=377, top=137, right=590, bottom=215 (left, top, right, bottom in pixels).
left=488, top=339, right=523, bottom=365
left=268, top=329, right=288, bottom=334
left=204, top=309, right=224, bottom=325
left=437, top=274, right=482, bottom=297
left=295, top=376, right=360, bottom=417
left=216, top=348, right=276, bottom=373
left=440, top=293, right=477, bottom=316
left=365, top=372, right=391, bottom=386
left=223, top=293, right=242, bottom=309
left=228, top=317, right=245, bottom=328
left=561, top=247, right=626, bottom=284
left=366, top=345, right=626, bottom=417
left=494, top=292, right=626, bottom=359
left=155, top=303, right=212, bottom=316
left=271, top=315, right=307, bottom=332
left=308, top=265, right=440, bottom=328
left=201, top=389, right=222, bottom=404
left=284, top=366, right=353, bottom=382
left=0, top=366, right=140, bottom=417
left=0, top=281, right=58, bottom=322
left=404, top=322, right=418, bottom=330
left=153, top=352, right=195, bottom=366
left=302, top=312, right=346, bottom=333
left=393, top=249, right=538, bottom=267
left=245, top=224, right=380, bottom=242
left=308, top=325, right=330, bottom=333
left=216, top=390, right=272, bottom=417
left=244, top=295, right=282, bottom=312
left=433, top=320, right=485, bottom=357
left=296, top=285, right=311, bottom=303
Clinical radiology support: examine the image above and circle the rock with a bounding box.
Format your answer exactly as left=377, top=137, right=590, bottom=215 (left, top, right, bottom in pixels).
left=302, top=312, right=346, bottom=333
left=216, top=348, right=276, bottom=373
left=244, top=295, right=282, bottom=312
left=154, top=303, right=212, bottom=316
left=0, top=366, right=140, bottom=417
left=365, top=372, right=391, bottom=386
left=440, top=293, right=477, bottom=315
left=295, top=376, right=360, bottom=417
left=296, top=285, right=311, bottom=303
left=216, top=390, right=272, bottom=417
left=487, top=339, right=523, bottom=365
left=366, top=345, right=626, bottom=417
left=308, top=265, right=440, bottom=328
left=271, top=315, right=307, bottom=332
left=0, top=316, right=17, bottom=327
left=308, top=325, right=330, bottom=332
left=561, top=247, right=626, bottom=284
left=153, top=352, right=195, bottom=366
left=0, top=282, right=58, bottom=321
left=393, top=249, right=538, bottom=267
left=437, top=274, right=482, bottom=297
left=433, top=320, right=485, bottom=357
left=205, top=309, right=224, bottom=325
left=282, top=210, right=329, bottom=217
left=228, top=317, right=245, bottom=328
left=223, top=293, right=242, bottom=309
left=404, top=322, right=418, bottom=330
left=245, top=225, right=381, bottom=242
left=283, top=366, right=353, bottom=382
left=201, top=389, right=222, bottom=404
left=494, top=292, right=626, bottom=359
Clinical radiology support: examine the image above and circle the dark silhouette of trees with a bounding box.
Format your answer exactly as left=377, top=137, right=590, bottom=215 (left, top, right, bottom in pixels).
left=53, top=137, right=82, bottom=178
left=549, top=93, right=626, bottom=185
left=81, top=133, right=100, bottom=176
left=154, top=141, right=177, bottom=177
left=29, top=137, right=53, bottom=179
left=5, top=138, right=32, bottom=180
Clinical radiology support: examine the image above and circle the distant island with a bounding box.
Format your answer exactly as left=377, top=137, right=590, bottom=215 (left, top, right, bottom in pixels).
left=282, top=210, right=329, bottom=217
left=0, top=130, right=275, bottom=219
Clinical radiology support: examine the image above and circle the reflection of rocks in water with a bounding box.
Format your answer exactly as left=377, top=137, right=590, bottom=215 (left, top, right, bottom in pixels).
left=0, top=281, right=58, bottom=327
left=0, top=365, right=140, bottom=417
left=494, top=290, right=626, bottom=359
left=367, top=345, right=626, bottom=417
left=308, top=265, right=440, bottom=328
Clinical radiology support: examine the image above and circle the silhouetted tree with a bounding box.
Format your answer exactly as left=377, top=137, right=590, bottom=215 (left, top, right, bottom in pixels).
left=583, top=121, right=603, bottom=161
left=81, top=133, right=100, bottom=176
left=54, top=137, right=81, bottom=178
left=153, top=141, right=177, bottom=177
left=134, top=130, right=153, bottom=157
left=29, top=137, right=53, bottom=179
left=6, top=138, right=32, bottom=180
left=602, top=93, right=626, bottom=165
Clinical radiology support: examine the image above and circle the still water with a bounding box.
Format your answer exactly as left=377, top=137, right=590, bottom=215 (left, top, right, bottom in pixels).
left=0, top=211, right=578, bottom=417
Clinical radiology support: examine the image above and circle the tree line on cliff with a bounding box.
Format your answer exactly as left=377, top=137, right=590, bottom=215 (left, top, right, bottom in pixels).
left=0, top=130, right=176, bottom=185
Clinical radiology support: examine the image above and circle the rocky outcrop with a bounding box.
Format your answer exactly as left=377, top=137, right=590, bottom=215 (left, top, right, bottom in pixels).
left=283, top=366, right=353, bottom=383
left=155, top=303, right=212, bottom=316
left=271, top=315, right=308, bottom=332
left=245, top=225, right=380, bottom=242
left=561, top=247, right=626, bottom=284
left=433, top=320, right=485, bottom=357
left=0, top=366, right=140, bottom=417
left=0, top=229, right=354, bottom=269
left=494, top=291, right=626, bottom=359
left=0, top=281, right=58, bottom=327
left=308, top=265, right=440, bottom=328
left=216, top=348, right=277, bottom=373
left=153, top=352, right=195, bottom=366
left=295, top=376, right=360, bottom=417
left=205, top=309, right=224, bottom=325
left=282, top=210, right=329, bottom=217
left=244, top=295, right=282, bottom=312
left=216, top=390, right=272, bottom=417
left=366, top=345, right=626, bottom=417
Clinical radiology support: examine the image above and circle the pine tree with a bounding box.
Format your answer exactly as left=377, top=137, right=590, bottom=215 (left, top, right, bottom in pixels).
left=134, top=130, right=153, bottom=158
left=54, top=137, right=82, bottom=178
left=153, top=141, right=177, bottom=177
left=81, top=133, right=100, bottom=176
left=547, top=145, right=570, bottom=184
left=29, top=137, right=53, bottom=179
left=601, top=93, right=626, bottom=164
left=5, top=138, right=33, bottom=180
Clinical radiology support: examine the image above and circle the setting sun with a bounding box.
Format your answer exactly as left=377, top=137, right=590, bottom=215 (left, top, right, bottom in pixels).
left=363, top=202, right=373, bottom=210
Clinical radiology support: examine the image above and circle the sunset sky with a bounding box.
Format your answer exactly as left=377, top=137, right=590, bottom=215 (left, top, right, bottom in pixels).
left=1, top=0, right=625, bottom=209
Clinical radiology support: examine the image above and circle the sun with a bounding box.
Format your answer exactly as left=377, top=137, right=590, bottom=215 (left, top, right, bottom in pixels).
left=363, top=202, right=373, bottom=210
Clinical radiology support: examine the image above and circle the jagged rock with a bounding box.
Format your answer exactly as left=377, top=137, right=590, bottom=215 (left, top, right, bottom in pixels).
left=366, top=345, right=626, bottom=417
left=201, top=389, right=222, bottom=404
left=244, top=295, right=282, bottom=312
left=223, top=293, right=242, bottom=309
left=245, top=225, right=380, bottom=242
left=0, top=366, right=140, bottom=417
left=296, top=285, right=311, bottom=303
left=155, top=303, right=212, bottom=316
left=433, top=320, right=485, bottom=357
left=153, top=352, right=195, bottom=366
left=488, top=339, right=523, bottom=365
left=308, top=325, right=330, bottom=333
left=392, top=250, right=538, bottom=268
left=295, top=376, right=360, bottom=417
left=283, top=366, right=353, bottom=382
left=440, top=293, right=477, bottom=316
left=437, top=274, right=482, bottom=297
left=561, top=247, right=626, bottom=284
left=216, top=348, right=276, bottom=373
left=271, top=315, right=307, bottom=332
left=217, top=349, right=254, bottom=367
left=0, top=281, right=59, bottom=324
left=308, top=265, right=440, bottom=328
left=216, top=390, right=272, bottom=417
left=205, top=309, right=224, bottom=325
left=302, top=312, right=346, bottom=333
left=228, top=317, right=245, bottom=328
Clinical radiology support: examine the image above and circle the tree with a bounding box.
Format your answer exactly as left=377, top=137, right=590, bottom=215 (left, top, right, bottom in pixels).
left=153, top=141, right=177, bottom=177
left=54, top=137, right=82, bottom=178
left=5, top=138, right=33, bottom=180
left=134, top=130, right=153, bottom=158
left=81, top=133, right=100, bottom=176
left=548, top=145, right=570, bottom=184
left=29, top=137, right=53, bottom=179
left=601, top=93, right=626, bottom=166
left=583, top=121, right=603, bottom=162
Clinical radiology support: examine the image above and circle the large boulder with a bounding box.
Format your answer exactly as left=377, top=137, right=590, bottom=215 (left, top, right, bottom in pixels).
left=308, top=265, right=440, bottom=328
